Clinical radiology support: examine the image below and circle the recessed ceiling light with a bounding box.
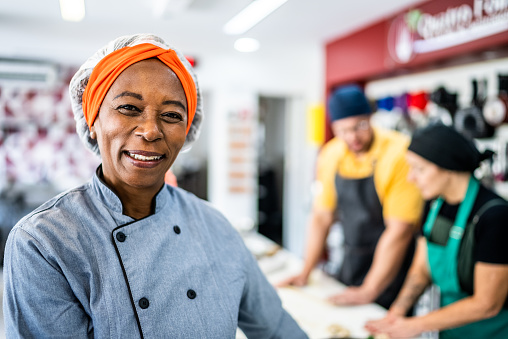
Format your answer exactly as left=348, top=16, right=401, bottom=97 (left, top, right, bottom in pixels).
left=223, top=0, right=289, bottom=35
left=234, top=38, right=260, bottom=53
left=59, top=0, right=86, bottom=22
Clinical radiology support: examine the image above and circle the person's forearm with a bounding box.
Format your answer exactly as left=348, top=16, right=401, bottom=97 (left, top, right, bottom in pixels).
left=389, top=271, right=430, bottom=316
left=411, top=263, right=508, bottom=333
left=301, top=213, right=332, bottom=277
left=361, top=225, right=413, bottom=297
left=388, top=237, right=430, bottom=315
left=407, top=295, right=502, bottom=333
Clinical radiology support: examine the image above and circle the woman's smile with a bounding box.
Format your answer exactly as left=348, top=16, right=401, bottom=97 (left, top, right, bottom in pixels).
left=124, top=150, right=166, bottom=168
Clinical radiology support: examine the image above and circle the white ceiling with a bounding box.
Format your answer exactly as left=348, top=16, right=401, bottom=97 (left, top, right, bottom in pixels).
left=0, top=0, right=426, bottom=65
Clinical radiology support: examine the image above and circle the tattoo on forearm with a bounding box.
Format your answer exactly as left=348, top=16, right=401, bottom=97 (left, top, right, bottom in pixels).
left=392, top=273, right=429, bottom=311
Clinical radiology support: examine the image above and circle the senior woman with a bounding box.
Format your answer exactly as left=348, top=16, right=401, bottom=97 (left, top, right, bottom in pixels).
left=3, top=34, right=307, bottom=339
left=365, top=123, right=508, bottom=338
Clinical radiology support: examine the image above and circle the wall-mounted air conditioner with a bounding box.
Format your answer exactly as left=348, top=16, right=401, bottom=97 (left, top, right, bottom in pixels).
left=0, top=59, right=58, bottom=87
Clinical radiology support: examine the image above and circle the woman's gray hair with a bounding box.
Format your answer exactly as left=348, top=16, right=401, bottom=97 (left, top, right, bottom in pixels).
left=69, top=33, right=203, bottom=156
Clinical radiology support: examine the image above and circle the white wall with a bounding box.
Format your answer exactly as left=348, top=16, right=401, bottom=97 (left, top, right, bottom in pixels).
left=195, top=47, right=324, bottom=256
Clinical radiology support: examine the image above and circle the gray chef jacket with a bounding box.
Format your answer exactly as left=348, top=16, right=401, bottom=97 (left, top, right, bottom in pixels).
left=3, top=170, right=307, bottom=339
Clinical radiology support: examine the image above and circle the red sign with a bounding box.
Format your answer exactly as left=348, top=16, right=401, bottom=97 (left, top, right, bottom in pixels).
left=388, top=0, right=508, bottom=64
left=325, top=0, right=508, bottom=89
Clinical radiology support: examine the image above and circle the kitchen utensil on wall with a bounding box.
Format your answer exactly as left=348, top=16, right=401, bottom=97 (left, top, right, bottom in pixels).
left=427, top=102, right=453, bottom=126
left=408, top=91, right=428, bottom=111
left=375, top=96, right=394, bottom=111
left=393, top=92, right=409, bottom=114
left=371, top=96, right=406, bottom=131
left=483, top=74, right=508, bottom=127
left=427, top=86, right=457, bottom=126
left=454, top=78, right=495, bottom=139
left=407, top=91, right=429, bottom=129
left=390, top=92, right=414, bottom=134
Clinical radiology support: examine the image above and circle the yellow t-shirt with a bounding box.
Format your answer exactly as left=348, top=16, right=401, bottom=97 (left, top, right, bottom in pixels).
left=314, top=127, right=423, bottom=224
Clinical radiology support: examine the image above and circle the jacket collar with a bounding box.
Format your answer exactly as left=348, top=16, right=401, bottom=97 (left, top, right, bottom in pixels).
left=90, top=166, right=170, bottom=223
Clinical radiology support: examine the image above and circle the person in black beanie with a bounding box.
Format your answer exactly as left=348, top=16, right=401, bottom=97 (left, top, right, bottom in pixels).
left=366, top=123, right=508, bottom=339
left=277, top=84, right=423, bottom=310
left=408, top=123, right=493, bottom=173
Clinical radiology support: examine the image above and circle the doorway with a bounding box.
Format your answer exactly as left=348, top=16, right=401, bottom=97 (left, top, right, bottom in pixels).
left=257, top=96, right=286, bottom=245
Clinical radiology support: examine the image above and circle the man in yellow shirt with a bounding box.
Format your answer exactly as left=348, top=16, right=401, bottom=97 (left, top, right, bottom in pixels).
left=279, top=85, right=423, bottom=309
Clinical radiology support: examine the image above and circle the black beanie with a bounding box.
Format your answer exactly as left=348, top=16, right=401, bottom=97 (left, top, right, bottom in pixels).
left=408, top=123, right=493, bottom=172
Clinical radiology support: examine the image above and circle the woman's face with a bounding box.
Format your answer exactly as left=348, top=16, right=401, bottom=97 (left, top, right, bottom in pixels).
left=91, top=58, right=188, bottom=192
left=406, top=151, right=451, bottom=200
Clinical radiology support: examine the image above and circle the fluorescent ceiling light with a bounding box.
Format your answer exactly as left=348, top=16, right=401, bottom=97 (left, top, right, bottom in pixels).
left=234, top=38, right=260, bottom=53
left=59, top=0, right=86, bottom=22
left=223, top=0, right=289, bottom=35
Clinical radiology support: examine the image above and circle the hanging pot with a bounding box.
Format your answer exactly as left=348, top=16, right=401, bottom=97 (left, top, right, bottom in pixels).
left=483, top=74, right=508, bottom=127
left=483, top=95, right=508, bottom=127
left=430, top=86, right=458, bottom=116
left=428, top=86, right=457, bottom=126
left=454, top=79, right=495, bottom=139
left=427, top=102, right=453, bottom=126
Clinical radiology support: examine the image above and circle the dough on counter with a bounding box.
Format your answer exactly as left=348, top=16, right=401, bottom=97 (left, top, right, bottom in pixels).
left=367, top=334, right=390, bottom=339
left=327, top=323, right=350, bottom=338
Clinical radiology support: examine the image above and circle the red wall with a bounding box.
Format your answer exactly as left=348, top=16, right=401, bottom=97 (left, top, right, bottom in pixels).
left=326, top=20, right=388, bottom=89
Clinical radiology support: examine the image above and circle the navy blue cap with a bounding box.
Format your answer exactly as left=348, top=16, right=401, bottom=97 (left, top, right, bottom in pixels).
left=328, top=84, right=372, bottom=122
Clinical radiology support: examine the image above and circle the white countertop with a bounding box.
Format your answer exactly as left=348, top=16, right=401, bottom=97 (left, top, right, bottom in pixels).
left=240, top=231, right=422, bottom=339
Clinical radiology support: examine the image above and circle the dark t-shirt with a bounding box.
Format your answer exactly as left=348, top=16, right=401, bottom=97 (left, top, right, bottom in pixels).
left=422, top=184, right=508, bottom=306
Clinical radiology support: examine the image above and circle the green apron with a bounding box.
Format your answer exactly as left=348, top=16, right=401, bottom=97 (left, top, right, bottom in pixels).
left=423, top=176, right=508, bottom=339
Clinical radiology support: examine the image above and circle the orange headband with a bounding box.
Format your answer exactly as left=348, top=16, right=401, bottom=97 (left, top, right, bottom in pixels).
left=82, top=43, right=197, bottom=134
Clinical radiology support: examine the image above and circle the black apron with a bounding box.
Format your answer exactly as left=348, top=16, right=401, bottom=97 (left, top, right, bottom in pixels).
left=334, top=170, right=414, bottom=309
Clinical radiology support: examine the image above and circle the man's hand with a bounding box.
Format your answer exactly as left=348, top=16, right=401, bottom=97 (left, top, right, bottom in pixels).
left=327, top=285, right=377, bottom=305
left=274, top=273, right=309, bottom=287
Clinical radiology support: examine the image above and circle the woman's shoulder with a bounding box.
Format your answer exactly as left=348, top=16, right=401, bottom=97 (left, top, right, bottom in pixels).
left=374, top=127, right=410, bottom=146
left=470, top=185, right=508, bottom=265
left=12, top=183, right=93, bottom=236
left=316, top=138, right=347, bottom=170
left=371, top=128, right=410, bottom=170
left=473, top=185, right=508, bottom=217
left=320, top=137, right=347, bottom=156
left=471, top=185, right=508, bottom=240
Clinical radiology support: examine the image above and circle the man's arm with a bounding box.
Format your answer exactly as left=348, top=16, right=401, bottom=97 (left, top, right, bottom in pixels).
left=329, top=217, right=416, bottom=305
left=276, top=208, right=334, bottom=286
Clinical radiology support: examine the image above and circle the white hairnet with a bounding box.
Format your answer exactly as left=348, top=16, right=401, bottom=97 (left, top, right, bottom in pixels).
left=69, top=33, right=203, bottom=156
